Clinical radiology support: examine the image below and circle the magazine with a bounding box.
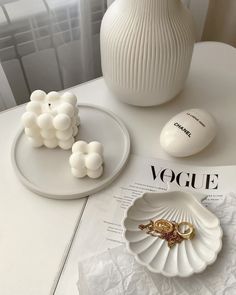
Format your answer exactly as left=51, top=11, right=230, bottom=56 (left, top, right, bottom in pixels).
left=55, top=154, right=236, bottom=295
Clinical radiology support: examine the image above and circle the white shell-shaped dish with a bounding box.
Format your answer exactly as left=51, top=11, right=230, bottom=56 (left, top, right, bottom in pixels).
left=123, top=191, right=223, bottom=277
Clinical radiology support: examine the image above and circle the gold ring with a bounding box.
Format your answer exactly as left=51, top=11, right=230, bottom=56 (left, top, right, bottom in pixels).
left=154, top=219, right=174, bottom=234
left=176, top=222, right=195, bottom=240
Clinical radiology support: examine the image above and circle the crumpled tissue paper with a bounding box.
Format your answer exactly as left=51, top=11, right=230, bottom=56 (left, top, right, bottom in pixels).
left=77, top=245, right=157, bottom=295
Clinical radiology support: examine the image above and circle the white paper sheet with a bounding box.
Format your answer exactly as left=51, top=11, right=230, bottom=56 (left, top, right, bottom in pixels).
left=55, top=155, right=236, bottom=295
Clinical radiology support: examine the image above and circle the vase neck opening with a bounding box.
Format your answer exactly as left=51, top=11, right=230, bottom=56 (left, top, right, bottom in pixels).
left=124, top=0, right=180, bottom=10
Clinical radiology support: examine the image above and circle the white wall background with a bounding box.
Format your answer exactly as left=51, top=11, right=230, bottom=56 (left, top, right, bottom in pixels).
left=0, top=63, right=16, bottom=111
left=0, top=0, right=106, bottom=107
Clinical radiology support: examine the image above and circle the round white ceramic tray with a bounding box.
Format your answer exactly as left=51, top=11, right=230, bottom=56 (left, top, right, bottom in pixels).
left=123, top=191, right=223, bottom=277
left=12, top=104, right=130, bottom=200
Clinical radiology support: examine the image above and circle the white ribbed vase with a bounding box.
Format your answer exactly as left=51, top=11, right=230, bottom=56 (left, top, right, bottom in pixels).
left=101, top=0, right=195, bottom=106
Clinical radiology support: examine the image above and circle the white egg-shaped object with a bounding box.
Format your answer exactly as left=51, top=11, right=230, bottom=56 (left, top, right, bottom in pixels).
left=47, top=91, right=60, bottom=101
left=44, top=139, right=58, bottom=149
left=26, top=101, right=42, bottom=114
left=59, top=138, right=74, bottom=150
left=56, top=128, right=73, bottom=141
left=25, top=127, right=40, bottom=137
left=160, top=109, right=216, bottom=157
left=72, top=141, right=88, bottom=154
left=87, top=141, right=103, bottom=155
left=21, top=112, right=37, bottom=128
left=70, top=141, right=104, bottom=179
left=87, top=167, right=103, bottom=179
left=22, top=90, right=79, bottom=149
left=69, top=153, right=85, bottom=169
left=53, top=114, right=71, bottom=131
left=30, top=90, right=46, bottom=101
left=40, top=129, right=55, bottom=140
left=71, top=167, right=87, bottom=178
left=62, top=92, right=77, bottom=106
left=57, top=103, right=74, bottom=117
left=37, top=113, right=53, bottom=130
left=28, top=137, right=43, bottom=148
left=85, top=153, right=103, bottom=170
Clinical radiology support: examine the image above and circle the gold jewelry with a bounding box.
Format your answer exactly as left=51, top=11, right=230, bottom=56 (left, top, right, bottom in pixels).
left=139, top=219, right=195, bottom=248
left=176, top=222, right=195, bottom=240
left=154, top=219, right=174, bottom=234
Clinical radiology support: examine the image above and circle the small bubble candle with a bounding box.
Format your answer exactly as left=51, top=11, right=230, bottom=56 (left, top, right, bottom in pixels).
left=21, top=90, right=79, bottom=150
left=69, top=141, right=104, bottom=179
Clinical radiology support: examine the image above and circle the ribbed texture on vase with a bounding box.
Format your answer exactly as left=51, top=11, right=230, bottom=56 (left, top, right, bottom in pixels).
left=101, top=0, right=195, bottom=106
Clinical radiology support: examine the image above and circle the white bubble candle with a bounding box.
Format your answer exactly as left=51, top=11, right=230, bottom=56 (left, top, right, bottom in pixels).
left=21, top=90, right=79, bottom=150
left=69, top=141, right=104, bottom=179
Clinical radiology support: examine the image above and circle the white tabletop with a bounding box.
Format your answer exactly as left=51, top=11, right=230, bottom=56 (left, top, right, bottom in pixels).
left=0, top=107, right=87, bottom=295
left=1, top=42, right=236, bottom=295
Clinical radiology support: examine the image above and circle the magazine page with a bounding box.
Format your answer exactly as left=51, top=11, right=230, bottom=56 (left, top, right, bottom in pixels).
left=55, top=154, right=236, bottom=295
